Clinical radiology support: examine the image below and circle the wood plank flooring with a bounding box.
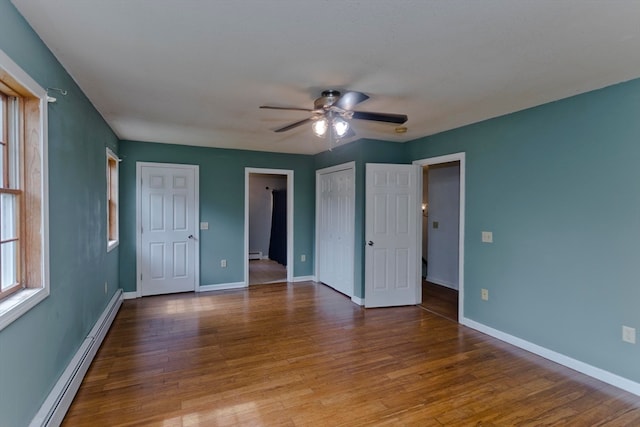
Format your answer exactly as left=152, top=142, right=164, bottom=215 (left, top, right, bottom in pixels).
left=249, top=259, right=286, bottom=285
left=420, top=281, right=458, bottom=322
left=63, top=282, right=640, bottom=426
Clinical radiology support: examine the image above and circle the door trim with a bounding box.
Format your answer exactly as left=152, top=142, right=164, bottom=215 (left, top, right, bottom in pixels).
left=413, top=152, right=465, bottom=321
left=135, top=162, right=200, bottom=297
left=244, top=168, right=294, bottom=285
left=315, top=161, right=356, bottom=297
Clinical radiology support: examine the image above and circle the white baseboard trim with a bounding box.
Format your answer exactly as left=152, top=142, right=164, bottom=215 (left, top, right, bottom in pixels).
left=462, top=317, right=640, bottom=397
left=351, top=296, right=364, bottom=306
left=198, top=282, right=247, bottom=292
left=293, top=275, right=315, bottom=283
left=425, top=276, right=458, bottom=290
left=122, top=291, right=138, bottom=300
left=30, top=289, right=123, bottom=427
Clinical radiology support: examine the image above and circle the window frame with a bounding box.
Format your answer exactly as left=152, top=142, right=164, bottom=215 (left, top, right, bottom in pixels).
left=106, top=147, right=119, bottom=252
left=0, top=49, right=49, bottom=332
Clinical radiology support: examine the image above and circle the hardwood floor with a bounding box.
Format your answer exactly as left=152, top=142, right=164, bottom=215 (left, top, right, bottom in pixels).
left=249, top=259, right=286, bottom=285
left=420, top=281, right=458, bottom=322
left=63, top=282, right=640, bottom=426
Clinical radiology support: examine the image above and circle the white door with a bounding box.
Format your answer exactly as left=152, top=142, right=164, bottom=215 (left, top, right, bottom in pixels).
left=365, top=163, right=420, bottom=307
left=138, top=163, right=199, bottom=296
left=317, top=165, right=355, bottom=296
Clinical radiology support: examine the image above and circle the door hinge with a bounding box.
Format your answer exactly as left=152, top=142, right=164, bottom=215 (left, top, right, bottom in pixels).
left=140, top=273, right=143, bottom=281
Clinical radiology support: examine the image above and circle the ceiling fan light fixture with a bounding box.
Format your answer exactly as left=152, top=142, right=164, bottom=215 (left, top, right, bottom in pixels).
left=312, top=118, right=328, bottom=137
left=333, top=117, right=349, bottom=138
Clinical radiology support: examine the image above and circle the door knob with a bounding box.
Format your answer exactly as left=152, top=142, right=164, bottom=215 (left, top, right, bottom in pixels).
left=188, top=235, right=194, bottom=239
left=367, top=241, right=374, bottom=246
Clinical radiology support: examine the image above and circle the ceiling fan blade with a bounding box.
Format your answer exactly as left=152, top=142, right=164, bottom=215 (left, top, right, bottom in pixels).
left=334, top=91, right=369, bottom=110
left=273, top=117, right=313, bottom=133
left=351, top=111, right=408, bottom=124
left=260, top=105, right=313, bottom=112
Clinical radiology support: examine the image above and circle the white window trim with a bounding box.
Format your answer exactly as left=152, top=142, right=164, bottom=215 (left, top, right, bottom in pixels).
left=0, top=49, right=50, bottom=332
left=106, top=147, right=119, bottom=252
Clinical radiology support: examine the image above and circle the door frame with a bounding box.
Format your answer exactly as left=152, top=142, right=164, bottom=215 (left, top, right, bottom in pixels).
left=413, top=152, right=465, bottom=321
left=314, top=161, right=356, bottom=297
left=244, top=168, right=294, bottom=285
left=135, top=162, right=200, bottom=297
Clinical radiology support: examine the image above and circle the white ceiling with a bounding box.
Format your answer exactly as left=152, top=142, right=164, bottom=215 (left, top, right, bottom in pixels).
left=11, top=0, right=640, bottom=155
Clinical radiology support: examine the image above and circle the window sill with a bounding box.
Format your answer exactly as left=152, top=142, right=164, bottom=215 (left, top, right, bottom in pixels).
left=0, top=287, right=49, bottom=332
left=107, top=240, right=119, bottom=252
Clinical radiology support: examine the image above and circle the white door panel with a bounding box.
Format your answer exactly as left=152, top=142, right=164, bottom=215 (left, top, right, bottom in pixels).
left=317, top=165, right=355, bottom=297
left=139, top=164, right=198, bottom=296
left=365, top=163, right=420, bottom=307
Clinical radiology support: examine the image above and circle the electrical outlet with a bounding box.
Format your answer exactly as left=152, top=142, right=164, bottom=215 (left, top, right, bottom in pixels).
left=482, top=231, right=493, bottom=243
left=622, top=326, right=636, bottom=344
left=481, top=288, right=489, bottom=301
left=221, top=259, right=227, bottom=268
left=301, top=254, right=306, bottom=262
left=104, top=282, right=108, bottom=294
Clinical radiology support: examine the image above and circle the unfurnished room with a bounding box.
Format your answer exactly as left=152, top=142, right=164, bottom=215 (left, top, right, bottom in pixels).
left=1, top=1, right=639, bottom=425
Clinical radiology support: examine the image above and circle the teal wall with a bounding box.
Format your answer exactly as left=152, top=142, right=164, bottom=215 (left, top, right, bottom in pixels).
left=119, top=137, right=407, bottom=299
left=406, top=78, right=640, bottom=383
left=0, top=1, right=120, bottom=426
left=118, top=141, right=316, bottom=291
left=314, top=139, right=409, bottom=297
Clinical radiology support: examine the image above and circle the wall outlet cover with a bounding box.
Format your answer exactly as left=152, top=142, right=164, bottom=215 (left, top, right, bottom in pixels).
left=482, top=231, right=493, bottom=243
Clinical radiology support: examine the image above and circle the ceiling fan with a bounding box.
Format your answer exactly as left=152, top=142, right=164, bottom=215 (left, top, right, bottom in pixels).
left=260, top=90, right=408, bottom=140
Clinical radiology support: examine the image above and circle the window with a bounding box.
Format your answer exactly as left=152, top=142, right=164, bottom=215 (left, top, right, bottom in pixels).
left=0, top=49, right=49, bottom=331
left=0, top=89, right=21, bottom=299
left=106, top=148, right=119, bottom=251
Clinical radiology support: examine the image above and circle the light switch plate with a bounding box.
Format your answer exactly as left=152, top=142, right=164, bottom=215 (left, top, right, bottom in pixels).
left=482, top=231, right=493, bottom=243
left=622, top=326, right=636, bottom=344
left=200, top=222, right=209, bottom=230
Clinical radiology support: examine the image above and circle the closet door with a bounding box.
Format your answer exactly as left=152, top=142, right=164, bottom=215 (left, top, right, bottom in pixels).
left=317, top=166, right=355, bottom=297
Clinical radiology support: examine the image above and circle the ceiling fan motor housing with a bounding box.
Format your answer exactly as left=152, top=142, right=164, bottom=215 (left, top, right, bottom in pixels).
left=315, top=90, right=341, bottom=109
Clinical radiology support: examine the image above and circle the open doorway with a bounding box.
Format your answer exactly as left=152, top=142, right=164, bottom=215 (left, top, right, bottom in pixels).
left=414, top=153, right=465, bottom=322
left=245, top=169, right=293, bottom=285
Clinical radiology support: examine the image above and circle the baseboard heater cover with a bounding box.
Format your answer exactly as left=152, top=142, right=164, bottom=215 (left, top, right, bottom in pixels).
left=248, top=251, right=262, bottom=260
left=30, top=289, right=123, bottom=427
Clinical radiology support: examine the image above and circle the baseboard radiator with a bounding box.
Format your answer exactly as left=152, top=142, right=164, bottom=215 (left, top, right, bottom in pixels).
left=30, top=289, right=123, bottom=427
left=248, top=251, right=262, bottom=260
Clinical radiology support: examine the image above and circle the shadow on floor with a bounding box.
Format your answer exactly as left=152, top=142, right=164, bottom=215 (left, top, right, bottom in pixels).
left=419, top=280, right=458, bottom=322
